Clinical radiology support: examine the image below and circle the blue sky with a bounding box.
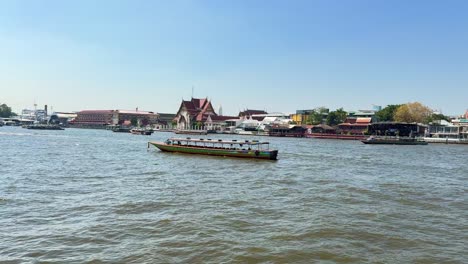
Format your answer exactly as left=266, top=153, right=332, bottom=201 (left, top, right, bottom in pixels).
left=1, top=0, right=467, bottom=115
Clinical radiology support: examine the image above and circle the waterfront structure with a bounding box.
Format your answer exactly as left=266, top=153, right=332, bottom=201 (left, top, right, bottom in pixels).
left=239, top=109, right=268, bottom=121
left=268, top=124, right=307, bottom=137
left=347, top=109, right=377, bottom=119
left=310, top=124, right=335, bottom=134
left=173, top=97, right=240, bottom=131
left=112, top=109, right=158, bottom=126
left=291, top=109, right=329, bottom=125
left=174, top=98, right=217, bottom=129
left=205, top=115, right=238, bottom=131
left=424, top=120, right=468, bottom=143
left=20, top=107, right=48, bottom=123
left=157, top=113, right=176, bottom=125
left=70, top=109, right=158, bottom=129
left=367, top=122, right=427, bottom=137
left=49, top=112, right=77, bottom=126
left=337, top=117, right=372, bottom=135
left=70, top=110, right=115, bottom=128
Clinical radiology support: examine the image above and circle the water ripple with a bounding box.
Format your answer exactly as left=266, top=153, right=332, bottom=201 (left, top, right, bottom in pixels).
left=0, top=127, right=467, bottom=263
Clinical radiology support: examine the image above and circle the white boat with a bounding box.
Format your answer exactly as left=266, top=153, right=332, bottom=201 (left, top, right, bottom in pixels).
left=235, top=128, right=254, bottom=135
left=423, top=137, right=468, bottom=144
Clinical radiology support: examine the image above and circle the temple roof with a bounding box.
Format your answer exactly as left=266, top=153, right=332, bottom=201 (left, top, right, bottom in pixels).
left=239, top=109, right=268, bottom=117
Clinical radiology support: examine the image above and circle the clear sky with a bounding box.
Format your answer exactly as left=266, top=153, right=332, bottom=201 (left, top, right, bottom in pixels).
left=1, top=0, right=467, bottom=115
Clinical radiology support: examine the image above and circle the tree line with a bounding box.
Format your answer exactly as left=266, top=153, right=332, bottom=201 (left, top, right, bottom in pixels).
left=305, top=102, right=448, bottom=126
left=0, top=103, right=15, bottom=118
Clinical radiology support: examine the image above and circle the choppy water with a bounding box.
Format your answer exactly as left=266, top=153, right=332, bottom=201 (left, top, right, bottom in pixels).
left=0, top=126, right=467, bottom=263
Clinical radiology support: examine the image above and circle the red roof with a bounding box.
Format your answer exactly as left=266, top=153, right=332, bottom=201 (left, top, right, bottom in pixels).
left=339, top=123, right=369, bottom=127
left=78, top=110, right=114, bottom=114
left=117, top=110, right=155, bottom=115
left=210, top=115, right=238, bottom=121
left=356, top=117, right=372, bottom=123
left=179, top=98, right=217, bottom=121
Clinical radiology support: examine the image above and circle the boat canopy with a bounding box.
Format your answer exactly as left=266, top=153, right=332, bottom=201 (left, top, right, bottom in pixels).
left=168, top=137, right=270, bottom=145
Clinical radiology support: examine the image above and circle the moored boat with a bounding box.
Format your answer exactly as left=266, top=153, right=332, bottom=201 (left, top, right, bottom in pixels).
left=112, top=127, right=132, bottom=133
left=25, top=124, right=64, bottom=130
left=148, top=138, right=278, bottom=160
left=174, top=129, right=208, bottom=135
left=306, top=133, right=367, bottom=140
left=130, top=128, right=153, bottom=135
left=361, top=136, right=428, bottom=145
left=423, top=137, right=468, bottom=144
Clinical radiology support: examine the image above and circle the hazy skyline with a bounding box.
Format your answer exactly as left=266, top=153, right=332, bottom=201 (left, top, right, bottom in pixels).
left=1, top=0, right=467, bottom=115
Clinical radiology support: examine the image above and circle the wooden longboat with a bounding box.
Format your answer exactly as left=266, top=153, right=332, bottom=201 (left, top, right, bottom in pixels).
left=148, top=138, right=278, bottom=160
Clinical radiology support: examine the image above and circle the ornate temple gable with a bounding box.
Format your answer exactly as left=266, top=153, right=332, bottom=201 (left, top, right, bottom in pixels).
left=175, top=97, right=219, bottom=128
left=202, top=100, right=217, bottom=116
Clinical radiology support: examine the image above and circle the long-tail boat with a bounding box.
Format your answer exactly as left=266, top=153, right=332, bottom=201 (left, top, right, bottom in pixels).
left=148, top=138, right=278, bottom=160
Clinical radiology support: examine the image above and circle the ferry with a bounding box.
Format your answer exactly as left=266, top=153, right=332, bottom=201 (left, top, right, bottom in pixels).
left=148, top=138, right=278, bottom=160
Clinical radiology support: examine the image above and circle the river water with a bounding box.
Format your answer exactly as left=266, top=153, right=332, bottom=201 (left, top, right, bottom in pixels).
left=0, top=126, right=466, bottom=263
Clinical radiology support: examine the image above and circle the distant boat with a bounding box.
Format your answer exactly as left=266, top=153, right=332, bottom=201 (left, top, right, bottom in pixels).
left=25, top=124, right=64, bottom=130
left=148, top=138, right=278, bottom=160
left=130, top=128, right=153, bottom=135
left=174, top=129, right=208, bottom=135
left=112, top=127, right=132, bottom=133
left=361, top=136, right=428, bottom=145
left=307, top=133, right=367, bottom=140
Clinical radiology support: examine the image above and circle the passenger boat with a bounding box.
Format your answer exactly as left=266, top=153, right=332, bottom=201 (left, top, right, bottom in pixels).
left=148, top=138, right=278, bottom=160
left=361, top=136, right=428, bottom=145
left=130, top=128, right=153, bottom=135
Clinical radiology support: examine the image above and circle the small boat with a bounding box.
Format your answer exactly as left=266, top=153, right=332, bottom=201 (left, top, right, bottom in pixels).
left=148, top=138, right=278, bottom=160
left=112, top=127, right=132, bottom=133
left=25, top=124, right=64, bottom=130
left=130, top=128, right=153, bottom=135
left=361, top=136, right=428, bottom=145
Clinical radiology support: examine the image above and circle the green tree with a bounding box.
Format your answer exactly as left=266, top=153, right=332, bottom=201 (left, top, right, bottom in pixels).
left=306, top=107, right=328, bottom=125
left=394, top=102, right=433, bottom=123
left=425, top=113, right=450, bottom=124
left=0, top=103, right=13, bottom=118
left=326, top=108, right=347, bottom=126
left=375, top=104, right=402, bottom=122
left=130, top=117, right=138, bottom=127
